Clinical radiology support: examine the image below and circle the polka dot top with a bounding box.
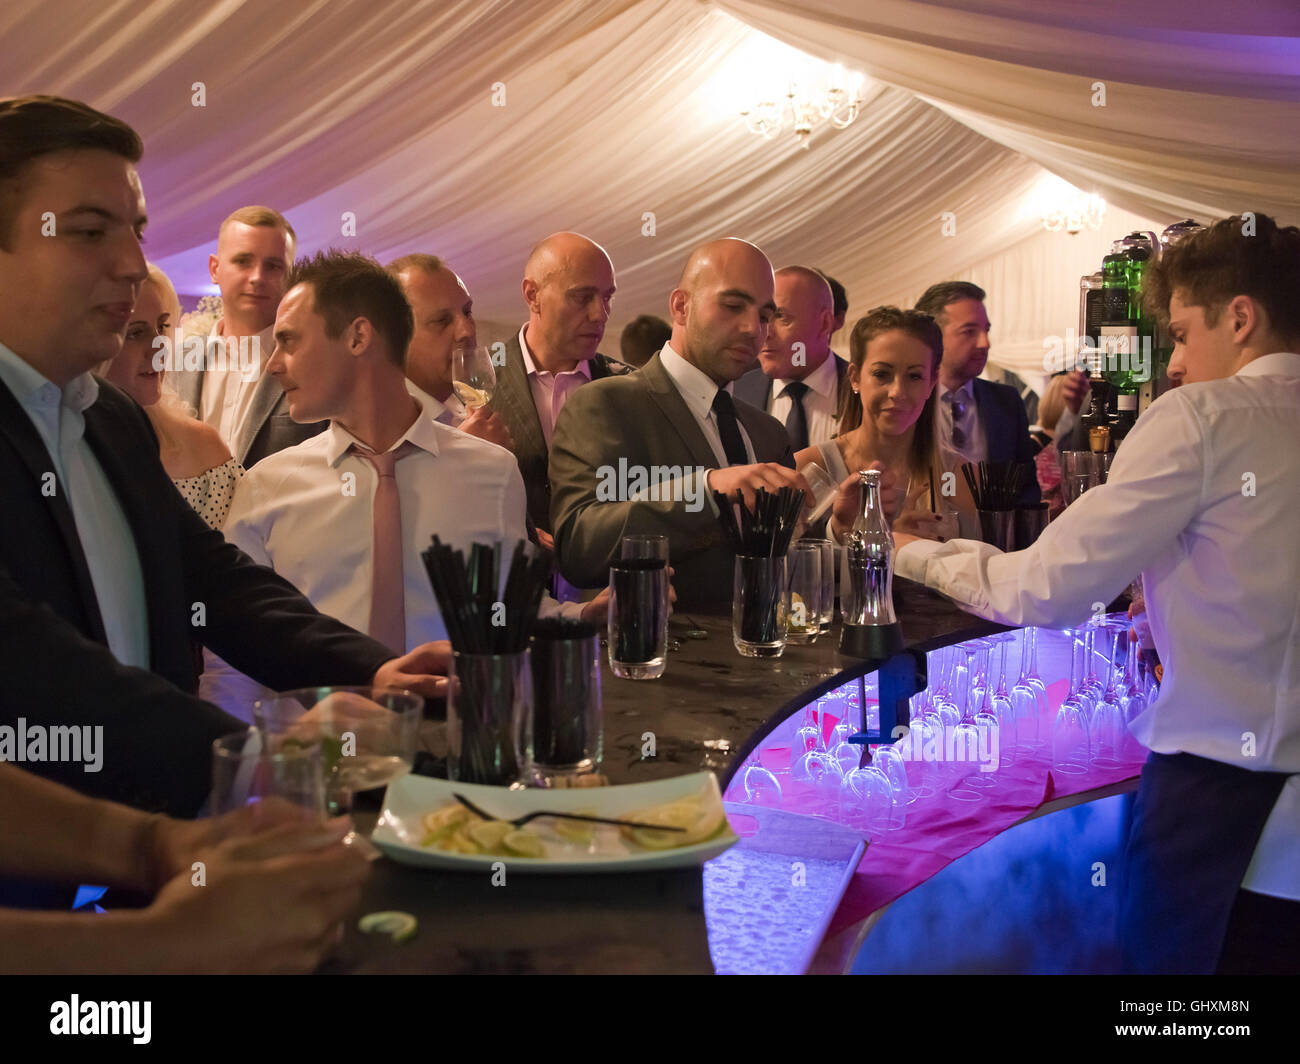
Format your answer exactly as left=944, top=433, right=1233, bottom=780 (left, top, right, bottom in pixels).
left=173, top=458, right=245, bottom=530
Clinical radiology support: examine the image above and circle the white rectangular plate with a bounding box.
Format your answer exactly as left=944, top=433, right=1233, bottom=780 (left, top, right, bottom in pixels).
left=371, top=771, right=739, bottom=874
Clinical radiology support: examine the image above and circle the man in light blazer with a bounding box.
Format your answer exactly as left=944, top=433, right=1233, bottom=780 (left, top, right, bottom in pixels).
left=550, top=238, right=811, bottom=613
left=170, top=205, right=326, bottom=468
left=488, top=232, right=626, bottom=540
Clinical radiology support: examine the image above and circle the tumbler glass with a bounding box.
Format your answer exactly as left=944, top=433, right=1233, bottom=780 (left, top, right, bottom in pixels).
left=448, top=649, right=532, bottom=786
left=786, top=541, right=822, bottom=645
left=732, top=554, right=790, bottom=657
left=608, top=558, right=669, bottom=679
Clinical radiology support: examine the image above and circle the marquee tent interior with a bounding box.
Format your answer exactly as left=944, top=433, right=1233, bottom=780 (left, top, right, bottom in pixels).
left=7, top=0, right=1299, bottom=390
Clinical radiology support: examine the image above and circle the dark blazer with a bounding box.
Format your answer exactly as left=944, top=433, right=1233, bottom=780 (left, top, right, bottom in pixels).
left=171, top=351, right=325, bottom=469
left=0, top=378, right=394, bottom=817
left=487, top=328, right=622, bottom=534
left=549, top=352, right=795, bottom=612
left=972, top=377, right=1042, bottom=505
left=732, top=353, right=851, bottom=427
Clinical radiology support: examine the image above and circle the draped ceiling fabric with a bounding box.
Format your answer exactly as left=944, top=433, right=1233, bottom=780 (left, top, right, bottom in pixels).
left=5, top=0, right=1298, bottom=385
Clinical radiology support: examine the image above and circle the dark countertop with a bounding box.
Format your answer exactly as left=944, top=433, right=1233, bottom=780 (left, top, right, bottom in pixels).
left=327, top=577, right=1007, bottom=974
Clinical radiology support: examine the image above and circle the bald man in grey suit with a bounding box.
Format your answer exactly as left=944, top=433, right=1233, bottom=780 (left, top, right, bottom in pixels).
left=550, top=239, right=811, bottom=613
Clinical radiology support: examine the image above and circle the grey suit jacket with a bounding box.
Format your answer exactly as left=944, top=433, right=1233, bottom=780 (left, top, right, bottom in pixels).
left=169, top=335, right=325, bottom=468
left=549, top=353, right=795, bottom=613
left=487, top=328, right=622, bottom=533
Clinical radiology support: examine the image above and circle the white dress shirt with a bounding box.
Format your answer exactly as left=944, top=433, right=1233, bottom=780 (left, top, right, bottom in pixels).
left=200, top=392, right=527, bottom=716
left=519, top=325, right=592, bottom=447
left=767, top=352, right=840, bottom=447
left=656, top=343, right=757, bottom=517
left=896, top=352, right=1300, bottom=898
left=405, top=379, right=464, bottom=426
left=0, top=343, right=150, bottom=668
left=198, top=320, right=275, bottom=447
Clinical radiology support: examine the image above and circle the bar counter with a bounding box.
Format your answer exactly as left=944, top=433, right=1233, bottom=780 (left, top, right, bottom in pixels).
left=329, top=580, right=1136, bottom=974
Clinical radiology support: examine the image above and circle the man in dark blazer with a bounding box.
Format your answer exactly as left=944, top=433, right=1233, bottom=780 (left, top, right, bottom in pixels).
left=488, top=232, right=622, bottom=539
left=733, top=265, right=852, bottom=450
left=169, top=205, right=326, bottom=468
left=0, top=96, right=447, bottom=821
left=915, top=281, right=1041, bottom=505
left=550, top=238, right=810, bottom=613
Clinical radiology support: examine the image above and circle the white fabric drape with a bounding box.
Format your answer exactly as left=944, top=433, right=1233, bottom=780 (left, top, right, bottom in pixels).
left=5, top=0, right=1295, bottom=388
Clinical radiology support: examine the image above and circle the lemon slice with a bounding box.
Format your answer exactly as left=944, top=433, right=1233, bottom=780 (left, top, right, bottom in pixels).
left=552, top=813, right=596, bottom=845
left=503, top=830, right=545, bottom=858
left=467, top=819, right=513, bottom=853
left=624, top=790, right=726, bottom=850
left=420, top=803, right=471, bottom=847
left=358, top=911, right=417, bottom=943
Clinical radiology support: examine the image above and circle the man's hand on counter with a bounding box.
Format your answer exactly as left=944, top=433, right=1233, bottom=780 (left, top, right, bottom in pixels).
left=373, top=640, right=452, bottom=699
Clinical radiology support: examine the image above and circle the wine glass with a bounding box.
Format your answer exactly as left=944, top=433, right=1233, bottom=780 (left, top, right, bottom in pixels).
left=1052, top=630, right=1093, bottom=775
left=1011, top=626, right=1049, bottom=753
left=984, top=633, right=1018, bottom=770
left=451, top=345, right=498, bottom=412
left=870, top=743, right=910, bottom=823
left=741, top=762, right=783, bottom=807
left=253, top=686, right=423, bottom=849
left=1117, top=629, right=1149, bottom=761
left=839, top=765, right=893, bottom=837
left=948, top=640, right=991, bottom=800
left=1089, top=622, right=1128, bottom=769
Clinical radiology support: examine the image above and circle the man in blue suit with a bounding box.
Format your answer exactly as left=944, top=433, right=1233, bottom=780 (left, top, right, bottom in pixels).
left=914, top=281, right=1040, bottom=504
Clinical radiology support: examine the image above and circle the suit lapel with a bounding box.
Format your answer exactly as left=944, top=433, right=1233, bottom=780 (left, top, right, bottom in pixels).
left=494, top=331, right=548, bottom=467
left=0, top=380, right=107, bottom=641
left=639, top=355, right=723, bottom=468
left=232, top=369, right=284, bottom=465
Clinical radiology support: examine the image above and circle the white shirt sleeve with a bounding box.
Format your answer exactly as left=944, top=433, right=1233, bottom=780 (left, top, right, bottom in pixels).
left=895, top=390, right=1206, bottom=629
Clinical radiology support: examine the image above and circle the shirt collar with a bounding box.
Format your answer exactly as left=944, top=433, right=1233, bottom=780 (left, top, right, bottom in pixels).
left=1235, top=352, right=1300, bottom=379
left=658, top=342, right=731, bottom=424
left=324, top=390, right=443, bottom=467
left=942, top=377, right=976, bottom=404
left=519, top=324, right=593, bottom=381
left=0, top=340, right=99, bottom=412
left=775, top=351, right=837, bottom=399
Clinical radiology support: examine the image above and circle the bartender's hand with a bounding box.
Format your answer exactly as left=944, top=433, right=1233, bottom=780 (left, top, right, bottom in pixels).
left=1062, top=370, right=1090, bottom=413
left=373, top=640, right=452, bottom=699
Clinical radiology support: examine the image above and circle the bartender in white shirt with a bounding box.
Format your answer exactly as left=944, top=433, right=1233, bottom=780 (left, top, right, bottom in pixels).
left=890, top=215, right=1300, bottom=975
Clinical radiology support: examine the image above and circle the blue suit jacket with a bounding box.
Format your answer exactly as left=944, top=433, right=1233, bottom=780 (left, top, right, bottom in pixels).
left=971, top=377, right=1041, bottom=505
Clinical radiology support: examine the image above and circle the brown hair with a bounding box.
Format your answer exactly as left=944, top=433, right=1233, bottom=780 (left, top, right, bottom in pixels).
left=218, top=205, right=296, bottom=258
left=914, top=281, right=986, bottom=325
left=839, top=306, right=944, bottom=492
left=0, top=95, right=142, bottom=250
left=289, top=250, right=413, bottom=367
left=1143, top=213, right=1300, bottom=343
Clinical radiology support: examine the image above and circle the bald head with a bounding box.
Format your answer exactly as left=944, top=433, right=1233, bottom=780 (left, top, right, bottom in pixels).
left=521, top=231, right=616, bottom=371
left=759, top=264, right=834, bottom=380
left=668, top=238, right=776, bottom=385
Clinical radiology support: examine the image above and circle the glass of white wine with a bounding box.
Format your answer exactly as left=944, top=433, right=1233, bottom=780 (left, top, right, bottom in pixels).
left=452, top=345, right=498, bottom=412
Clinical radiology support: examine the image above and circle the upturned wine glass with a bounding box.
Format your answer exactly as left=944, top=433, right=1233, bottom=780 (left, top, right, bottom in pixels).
left=1052, top=630, right=1093, bottom=775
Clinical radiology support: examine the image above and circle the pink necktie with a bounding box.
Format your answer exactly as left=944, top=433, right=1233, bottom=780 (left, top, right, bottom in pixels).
left=352, top=441, right=419, bottom=654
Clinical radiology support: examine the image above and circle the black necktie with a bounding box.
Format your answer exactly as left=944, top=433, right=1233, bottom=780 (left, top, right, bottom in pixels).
left=782, top=381, right=810, bottom=452
left=711, top=388, right=750, bottom=466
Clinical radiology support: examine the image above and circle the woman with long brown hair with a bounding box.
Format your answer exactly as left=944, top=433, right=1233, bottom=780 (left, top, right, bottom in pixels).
left=795, top=305, right=970, bottom=541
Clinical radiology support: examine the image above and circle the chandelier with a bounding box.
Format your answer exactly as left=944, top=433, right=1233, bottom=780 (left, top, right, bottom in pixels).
left=1042, top=191, right=1107, bottom=234
left=740, top=66, right=865, bottom=149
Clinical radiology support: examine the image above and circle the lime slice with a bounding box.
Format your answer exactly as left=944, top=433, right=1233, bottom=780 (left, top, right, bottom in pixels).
left=420, top=804, right=471, bottom=847
left=358, top=911, right=417, bottom=943
left=625, top=790, right=727, bottom=850
left=552, top=815, right=596, bottom=845
left=503, top=830, right=545, bottom=858
left=467, top=819, right=513, bottom=853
